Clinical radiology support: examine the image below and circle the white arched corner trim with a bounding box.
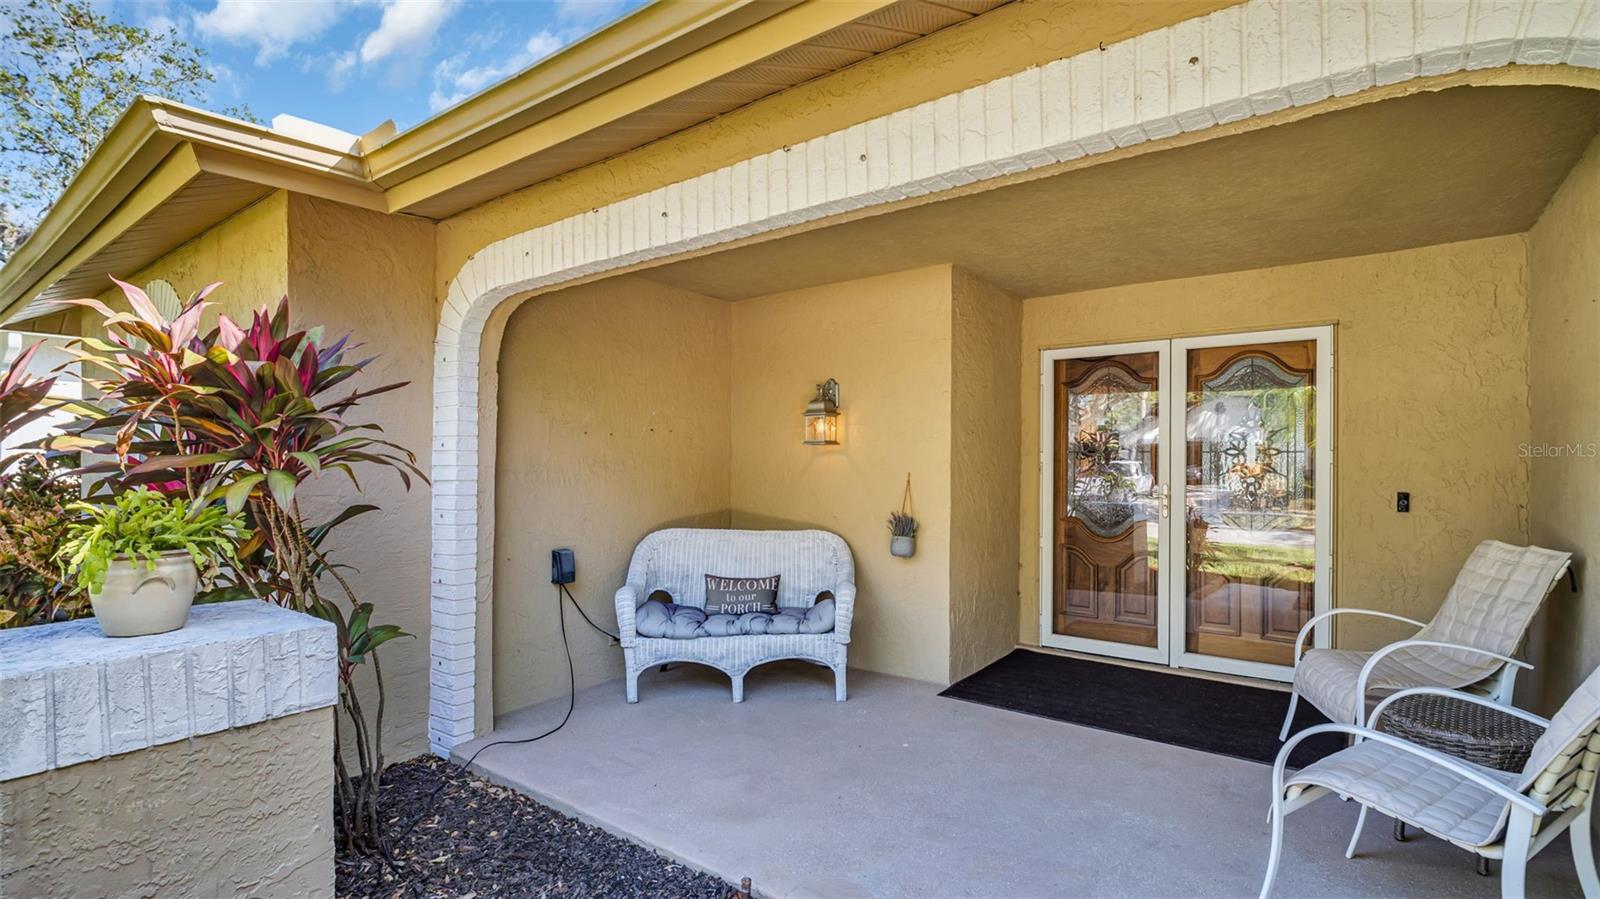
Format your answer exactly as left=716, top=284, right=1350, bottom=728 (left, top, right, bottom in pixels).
left=426, top=0, right=1600, bottom=754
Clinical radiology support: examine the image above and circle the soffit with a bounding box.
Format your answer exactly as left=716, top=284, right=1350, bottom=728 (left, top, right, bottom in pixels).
left=636, top=84, right=1600, bottom=300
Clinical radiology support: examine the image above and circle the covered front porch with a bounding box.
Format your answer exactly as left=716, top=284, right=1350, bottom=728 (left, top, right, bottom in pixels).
left=454, top=663, right=1586, bottom=897
left=432, top=37, right=1600, bottom=897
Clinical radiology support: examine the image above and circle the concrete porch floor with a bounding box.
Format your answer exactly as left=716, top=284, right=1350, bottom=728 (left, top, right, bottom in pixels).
left=454, top=662, right=1587, bottom=898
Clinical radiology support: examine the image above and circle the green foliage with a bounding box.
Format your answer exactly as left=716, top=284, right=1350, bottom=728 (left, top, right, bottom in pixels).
left=0, top=457, right=85, bottom=628
left=0, top=0, right=253, bottom=240
left=58, top=487, right=247, bottom=594
left=888, top=511, right=918, bottom=538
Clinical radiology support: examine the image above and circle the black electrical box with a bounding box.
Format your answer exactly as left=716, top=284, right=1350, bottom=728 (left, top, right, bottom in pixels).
left=1396, top=492, right=1411, bottom=513
left=551, top=548, right=576, bottom=585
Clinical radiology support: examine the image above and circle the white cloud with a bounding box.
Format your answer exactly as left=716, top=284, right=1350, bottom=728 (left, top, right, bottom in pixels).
left=359, top=0, right=461, bottom=65
left=428, top=29, right=566, bottom=112
left=193, top=0, right=346, bottom=65
left=325, top=51, right=358, bottom=93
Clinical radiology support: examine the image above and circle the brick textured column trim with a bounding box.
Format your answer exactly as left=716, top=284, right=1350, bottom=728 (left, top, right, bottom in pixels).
left=427, top=0, right=1600, bottom=754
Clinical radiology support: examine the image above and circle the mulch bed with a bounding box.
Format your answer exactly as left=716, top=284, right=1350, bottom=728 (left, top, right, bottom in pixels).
left=337, top=756, right=736, bottom=898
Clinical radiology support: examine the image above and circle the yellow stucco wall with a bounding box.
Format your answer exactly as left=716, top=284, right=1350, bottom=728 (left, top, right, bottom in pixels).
left=284, top=195, right=438, bottom=760
left=1526, top=133, right=1600, bottom=714
left=730, top=266, right=955, bottom=683
left=97, top=190, right=289, bottom=316
left=432, top=1, right=1236, bottom=299
left=1019, top=235, right=1534, bottom=653
left=1, top=709, right=333, bottom=898
left=491, top=275, right=733, bottom=716
left=949, top=267, right=1021, bottom=680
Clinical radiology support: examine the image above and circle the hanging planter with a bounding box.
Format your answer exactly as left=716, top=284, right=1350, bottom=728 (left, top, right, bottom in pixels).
left=888, top=474, right=918, bottom=558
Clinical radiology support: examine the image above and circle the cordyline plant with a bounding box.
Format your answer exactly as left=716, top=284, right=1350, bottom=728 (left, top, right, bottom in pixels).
left=53, top=278, right=425, bottom=855
left=0, top=343, right=55, bottom=477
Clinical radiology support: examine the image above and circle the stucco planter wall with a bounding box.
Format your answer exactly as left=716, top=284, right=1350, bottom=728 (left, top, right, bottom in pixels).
left=0, top=600, right=338, bottom=897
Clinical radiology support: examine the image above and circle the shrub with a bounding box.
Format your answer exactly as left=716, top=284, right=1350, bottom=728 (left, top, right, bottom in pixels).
left=0, top=458, right=85, bottom=628
left=0, top=347, right=84, bottom=627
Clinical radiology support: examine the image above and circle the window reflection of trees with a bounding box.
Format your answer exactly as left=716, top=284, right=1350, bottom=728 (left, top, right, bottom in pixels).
left=1190, top=354, right=1311, bottom=532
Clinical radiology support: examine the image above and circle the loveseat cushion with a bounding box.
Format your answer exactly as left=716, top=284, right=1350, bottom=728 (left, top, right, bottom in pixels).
left=635, top=600, right=707, bottom=639
left=634, top=597, right=835, bottom=639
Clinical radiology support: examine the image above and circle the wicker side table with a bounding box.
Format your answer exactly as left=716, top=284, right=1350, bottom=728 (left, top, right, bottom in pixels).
left=1376, top=693, right=1545, bottom=871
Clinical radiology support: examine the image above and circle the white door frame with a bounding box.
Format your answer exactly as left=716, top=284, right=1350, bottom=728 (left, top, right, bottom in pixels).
left=1038, top=327, right=1334, bottom=682
left=1165, top=326, right=1334, bottom=682
left=1038, top=340, right=1172, bottom=666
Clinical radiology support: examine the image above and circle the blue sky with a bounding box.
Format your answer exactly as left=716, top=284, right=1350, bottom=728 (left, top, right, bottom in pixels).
left=115, top=0, right=649, bottom=136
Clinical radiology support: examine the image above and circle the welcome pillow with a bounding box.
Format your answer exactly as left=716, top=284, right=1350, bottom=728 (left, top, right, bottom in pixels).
left=703, top=574, right=780, bottom=616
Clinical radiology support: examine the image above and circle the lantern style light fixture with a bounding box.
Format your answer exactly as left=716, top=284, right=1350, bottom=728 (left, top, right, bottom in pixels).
left=803, top=378, right=841, bottom=445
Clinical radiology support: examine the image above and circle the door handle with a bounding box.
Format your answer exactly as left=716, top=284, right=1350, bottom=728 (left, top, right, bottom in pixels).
left=1158, top=484, right=1170, bottom=520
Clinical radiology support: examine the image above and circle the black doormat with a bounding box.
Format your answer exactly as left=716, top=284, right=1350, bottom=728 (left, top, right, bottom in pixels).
left=939, top=649, right=1343, bottom=768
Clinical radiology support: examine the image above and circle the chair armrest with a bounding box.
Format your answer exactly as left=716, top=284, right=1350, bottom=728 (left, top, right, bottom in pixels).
left=1292, top=608, right=1426, bottom=665
left=614, top=584, right=644, bottom=647
left=1366, top=686, right=1552, bottom=730
left=1274, top=723, right=1547, bottom=817
left=833, top=582, right=856, bottom=644
left=1353, top=639, right=1532, bottom=724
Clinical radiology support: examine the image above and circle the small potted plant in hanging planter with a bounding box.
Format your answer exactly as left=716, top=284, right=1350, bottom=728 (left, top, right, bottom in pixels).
left=888, top=511, right=918, bottom=558
left=59, top=488, right=248, bottom=637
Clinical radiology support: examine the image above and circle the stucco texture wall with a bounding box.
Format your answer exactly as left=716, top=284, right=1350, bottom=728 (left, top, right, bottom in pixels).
left=95, top=189, right=289, bottom=317
left=1, top=708, right=333, bottom=898
left=95, top=191, right=439, bottom=762
left=1019, top=235, right=1533, bottom=652
left=1526, top=133, right=1600, bottom=714
left=432, top=0, right=1234, bottom=297
left=491, top=275, right=732, bottom=716
left=949, top=268, right=1021, bottom=680
left=285, top=194, right=438, bottom=761
left=729, top=266, right=955, bottom=683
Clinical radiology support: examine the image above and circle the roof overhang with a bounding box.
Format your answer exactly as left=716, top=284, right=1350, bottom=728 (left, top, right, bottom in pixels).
left=0, top=0, right=1027, bottom=326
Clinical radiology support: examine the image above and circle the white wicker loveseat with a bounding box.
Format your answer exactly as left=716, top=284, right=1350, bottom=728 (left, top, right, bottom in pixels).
left=614, top=528, right=856, bottom=703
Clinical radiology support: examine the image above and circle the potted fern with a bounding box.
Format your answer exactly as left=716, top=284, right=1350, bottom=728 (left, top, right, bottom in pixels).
left=59, top=488, right=247, bottom=637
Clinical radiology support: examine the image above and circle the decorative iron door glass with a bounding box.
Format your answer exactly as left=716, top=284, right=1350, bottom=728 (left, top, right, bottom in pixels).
left=1180, top=339, right=1317, bottom=669
left=1054, top=351, right=1163, bottom=650
left=1041, top=328, right=1331, bottom=681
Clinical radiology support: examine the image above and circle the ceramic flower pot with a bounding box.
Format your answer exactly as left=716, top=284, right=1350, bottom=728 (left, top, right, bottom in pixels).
left=89, top=551, right=198, bottom=637
left=890, top=535, right=916, bottom=558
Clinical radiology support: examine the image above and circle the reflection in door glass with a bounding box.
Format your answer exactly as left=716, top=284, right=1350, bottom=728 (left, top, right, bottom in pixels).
left=1054, top=353, right=1161, bottom=648
left=1183, top=340, right=1317, bottom=666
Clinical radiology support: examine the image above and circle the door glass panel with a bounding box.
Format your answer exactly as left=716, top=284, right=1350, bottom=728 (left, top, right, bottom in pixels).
left=1053, top=353, right=1161, bottom=647
left=1182, top=340, right=1317, bottom=666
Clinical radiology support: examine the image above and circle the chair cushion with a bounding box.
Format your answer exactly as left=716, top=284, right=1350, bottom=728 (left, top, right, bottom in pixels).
left=634, top=600, right=707, bottom=639
left=635, top=598, right=836, bottom=639
left=1295, top=647, right=1483, bottom=724
left=1285, top=739, right=1516, bottom=847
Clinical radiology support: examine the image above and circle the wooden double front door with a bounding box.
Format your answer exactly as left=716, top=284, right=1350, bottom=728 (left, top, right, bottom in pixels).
left=1041, top=329, right=1331, bottom=681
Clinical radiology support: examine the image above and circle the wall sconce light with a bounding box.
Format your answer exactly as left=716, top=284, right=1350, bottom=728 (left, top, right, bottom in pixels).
left=803, top=378, right=841, bottom=445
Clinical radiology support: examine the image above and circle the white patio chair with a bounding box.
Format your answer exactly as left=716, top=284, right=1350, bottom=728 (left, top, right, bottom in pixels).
left=1280, top=540, right=1571, bottom=737
left=1260, top=666, right=1600, bottom=899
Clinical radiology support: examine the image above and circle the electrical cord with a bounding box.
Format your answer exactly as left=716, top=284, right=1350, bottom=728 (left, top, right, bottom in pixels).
left=388, top=582, right=616, bottom=850
left=561, top=582, right=619, bottom=641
